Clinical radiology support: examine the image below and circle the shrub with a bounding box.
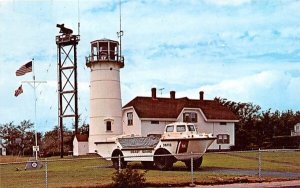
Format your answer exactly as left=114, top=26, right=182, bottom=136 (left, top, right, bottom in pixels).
left=111, top=167, right=146, bottom=188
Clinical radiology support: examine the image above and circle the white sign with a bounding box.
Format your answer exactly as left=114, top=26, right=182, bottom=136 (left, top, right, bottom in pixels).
left=31, top=162, right=38, bottom=168
left=32, top=146, right=39, bottom=152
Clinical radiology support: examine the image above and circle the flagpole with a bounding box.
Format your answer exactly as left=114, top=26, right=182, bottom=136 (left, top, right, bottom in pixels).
left=21, top=59, right=46, bottom=161
left=32, top=58, right=38, bottom=161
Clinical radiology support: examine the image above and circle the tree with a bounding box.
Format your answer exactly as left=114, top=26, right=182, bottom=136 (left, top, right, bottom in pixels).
left=73, top=117, right=89, bottom=135
left=0, top=120, right=39, bottom=155
left=215, top=97, right=300, bottom=149
left=42, top=125, right=73, bottom=156
left=215, top=97, right=261, bottom=150
left=77, top=122, right=89, bottom=135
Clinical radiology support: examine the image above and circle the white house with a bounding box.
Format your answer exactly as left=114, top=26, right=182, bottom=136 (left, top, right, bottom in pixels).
left=0, top=139, right=6, bottom=156
left=0, top=143, right=6, bottom=156
left=73, top=134, right=89, bottom=156
left=291, top=123, right=300, bottom=136
left=122, top=88, right=239, bottom=150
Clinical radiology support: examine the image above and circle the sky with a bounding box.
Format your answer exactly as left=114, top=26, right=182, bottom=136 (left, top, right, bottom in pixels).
left=0, top=0, right=299, bottom=133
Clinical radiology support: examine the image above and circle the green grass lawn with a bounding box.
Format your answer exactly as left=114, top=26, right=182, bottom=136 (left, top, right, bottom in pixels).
left=1, top=151, right=299, bottom=188
left=204, top=151, right=300, bottom=172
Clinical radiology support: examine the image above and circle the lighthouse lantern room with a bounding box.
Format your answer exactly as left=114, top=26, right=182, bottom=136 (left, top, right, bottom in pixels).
left=86, top=39, right=124, bottom=153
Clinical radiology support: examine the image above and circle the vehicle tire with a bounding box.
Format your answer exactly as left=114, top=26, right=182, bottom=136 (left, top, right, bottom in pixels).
left=141, top=161, right=154, bottom=169
left=112, top=150, right=127, bottom=170
left=154, top=149, right=174, bottom=170
left=184, top=156, right=203, bottom=170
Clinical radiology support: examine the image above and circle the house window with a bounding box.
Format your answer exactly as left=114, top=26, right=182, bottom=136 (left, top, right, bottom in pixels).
left=106, top=121, right=112, bottom=131
left=183, top=112, right=197, bottom=123
left=127, top=112, right=133, bottom=126
left=217, top=134, right=230, bottom=144
left=220, top=122, right=227, bottom=125
left=151, top=121, right=159, bottom=124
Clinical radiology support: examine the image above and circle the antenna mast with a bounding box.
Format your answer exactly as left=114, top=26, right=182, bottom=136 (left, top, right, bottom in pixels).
left=78, top=0, right=80, bottom=35
left=117, top=0, right=123, bottom=61
left=159, top=88, right=165, bottom=96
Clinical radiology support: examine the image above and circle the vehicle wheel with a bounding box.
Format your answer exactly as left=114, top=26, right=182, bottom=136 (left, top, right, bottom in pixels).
left=184, top=157, right=203, bottom=170
left=141, top=161, right=154, bottom=169
left=154, top=149, right=174, bottom=170
left=112, top=150, right=127, bottom=170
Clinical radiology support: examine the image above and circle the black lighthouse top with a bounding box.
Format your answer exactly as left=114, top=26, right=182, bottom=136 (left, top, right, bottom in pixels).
left=86, top=39, right=124, bottom=68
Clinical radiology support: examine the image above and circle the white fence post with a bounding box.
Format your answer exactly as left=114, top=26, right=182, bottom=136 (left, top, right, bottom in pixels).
left=258, top=148, right=261, bottom=180
left=118, top=155, right=121, bottom=172
left=45, top=158, right=48, bottom=188
left=190, top=152, right=195, bottom=187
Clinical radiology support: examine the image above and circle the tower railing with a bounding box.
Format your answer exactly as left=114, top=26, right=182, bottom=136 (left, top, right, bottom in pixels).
left=56, top=35, right=80, bottom=45
left=85, top=54, right=124, bottom=68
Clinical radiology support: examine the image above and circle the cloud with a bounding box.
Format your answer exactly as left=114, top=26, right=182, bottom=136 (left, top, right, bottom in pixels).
left=204, top=0, right=252, bottom=6
left=198, top=70, right=300, bottom=110
left=1, top=0, right=300, bottom=132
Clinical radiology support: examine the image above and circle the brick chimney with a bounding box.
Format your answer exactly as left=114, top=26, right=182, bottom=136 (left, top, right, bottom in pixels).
left=151, top=88, right=157, bottom=99
left=170, top=91, right=175, bottom=99
left=199, top=91, right=204, bottom=101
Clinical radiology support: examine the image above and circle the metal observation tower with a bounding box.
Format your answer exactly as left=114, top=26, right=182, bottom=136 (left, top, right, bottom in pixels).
left=56, top=24, right=80, bottom=158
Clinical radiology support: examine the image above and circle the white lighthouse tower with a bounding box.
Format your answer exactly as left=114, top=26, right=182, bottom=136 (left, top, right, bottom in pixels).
left=86, top=39, right=124, bottom=153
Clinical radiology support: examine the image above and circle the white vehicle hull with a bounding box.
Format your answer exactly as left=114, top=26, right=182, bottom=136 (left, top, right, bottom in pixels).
left=95, top=137, right=215, bottom=161
left=94, top=122, right=216, bottom=170
left=160, top=138, right=215, bottom=161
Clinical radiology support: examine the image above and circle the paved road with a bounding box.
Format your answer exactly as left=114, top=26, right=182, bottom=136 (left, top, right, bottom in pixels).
left=190, top=180, right=300, bottom=188
left=203, top=167, right=300, bottom=179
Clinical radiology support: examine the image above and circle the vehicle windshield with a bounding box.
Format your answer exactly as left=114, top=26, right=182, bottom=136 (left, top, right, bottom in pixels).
left=166, top=125, right=174, bottom=132
left=176, top=125, right=186, bottom=132
left=187, top=124, right=195, bottom=131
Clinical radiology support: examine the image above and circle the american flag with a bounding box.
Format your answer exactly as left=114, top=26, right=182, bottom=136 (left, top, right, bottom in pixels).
left=16, top=61, right=32, bottom=76
left=14, top=85, right=23, bottom=97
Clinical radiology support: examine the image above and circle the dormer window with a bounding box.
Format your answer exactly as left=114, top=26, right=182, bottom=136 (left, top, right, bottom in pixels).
left=183, top=112, right=197, bottom=123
